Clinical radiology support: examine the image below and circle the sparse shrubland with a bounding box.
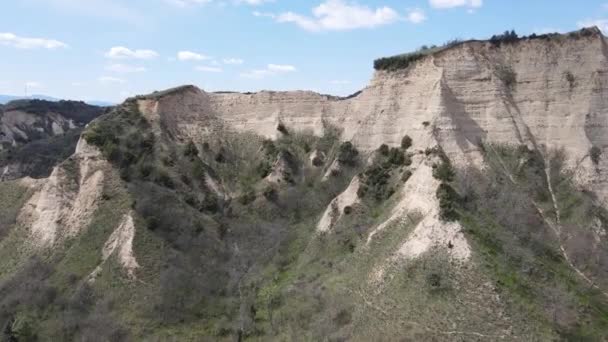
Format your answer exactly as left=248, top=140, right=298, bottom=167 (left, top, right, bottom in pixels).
left=449, top=143, right=608, bottom=340
left=358, top=142, right=414, bottom=203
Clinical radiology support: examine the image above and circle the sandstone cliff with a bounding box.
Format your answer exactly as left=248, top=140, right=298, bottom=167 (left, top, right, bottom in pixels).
left=137, top=27, right=608, bottom=203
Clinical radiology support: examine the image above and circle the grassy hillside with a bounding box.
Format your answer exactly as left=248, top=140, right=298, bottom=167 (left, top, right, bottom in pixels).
left=0, top=102, right=606, bottom=340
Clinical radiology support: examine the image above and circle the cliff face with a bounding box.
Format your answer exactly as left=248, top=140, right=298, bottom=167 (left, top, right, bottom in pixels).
left=0, top=100, right=104, bottom=180
left=138, top=28, right=608, bottom=201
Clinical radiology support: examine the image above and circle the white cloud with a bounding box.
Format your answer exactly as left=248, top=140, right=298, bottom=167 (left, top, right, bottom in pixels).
left=276, top=0, right=400, bottom=32
left=241, top=63, right=296, bottom=79
left=429, top=0, right=482, bottom=9
left=406, top=8, right=427, bottom=24
left=578, top=19, right=608, bottom=33
left=106, top=63, right=146, bottom=73
left=196, top=66, right=223, bottom=72
left=253, top=11, right=275, bottom=18
left=223, top=58, right=244, bottom=65
left=105, top=46, right=158, bottom=59
left=99, top=76, right=126, bottom=84
left=177, top=50, right=210, bottom=61
left=268, top=64, right=296, bottom=72
left=0, top=32, right=67, bottom=49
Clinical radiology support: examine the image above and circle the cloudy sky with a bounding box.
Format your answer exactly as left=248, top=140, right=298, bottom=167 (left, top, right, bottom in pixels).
left=1, top=0, right=606, bottom=102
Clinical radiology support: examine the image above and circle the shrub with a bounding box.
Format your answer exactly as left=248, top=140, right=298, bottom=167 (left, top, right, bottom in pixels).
left=263, top=186, right=278, bottom=201
left=433, top=161, right=455, bottom=182
left=387, top=148, right=405, bottom=165
left=565, top=71, right=576, bottom=90
left=436, top=183, right=460, bottom=221
left=401, top=135, right=412, bottom=150
left=337, top=142, right=359, bottom=166
left=215, top=151, right=226, bottom=163
left=402, top=170, right=413, bottom=182
left=183, top=140, right=199, bottom=158
left=154, top=169, right=175, bottom=189
left=590, top=146, right=602, bottom=165
left=256, top=160, right=273, bottom=179
left=312, top=156, right=324, bottom=167
left=373, top=52, right=426, bottom=71
left=262, top=139, right=277, bottom=157
left=422, top=121, right=430, bottom=127
left=496, top=65, right=517, bottom=90
left=490, top=30, right=519, bottom=45
left=333, top=309, right=352, bottom=327
left=378, top=144, right=389, bottom=156
left=239, top=189, right=256, bottom=205
left=277, top=122, right=288, bottom=135
left=358, top=164, right=392, bottom=201
left=200, top=193, right=220, bottom=213
left=343, top=206, right=353, bottom=215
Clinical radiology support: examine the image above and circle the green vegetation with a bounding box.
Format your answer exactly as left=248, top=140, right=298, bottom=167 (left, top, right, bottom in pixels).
left=430, top=147, right=460, bottom=221
left=565, top=71, right=576, bottom=90
left=446, top=143, right=608, bottom=340
left=496, top=65, right=517, bottom=90
left=591, top=146, right=602, bottom=165
left=373, top=40, right=462, bottom=71
left=358, top=142, right=414, bottom=202
left=0, top=182, right=33, bottom=240
left=2, top=99, right=104, bottom=124
left=401, top=135, right=412, bottom=150
left=0, top=129, right=83, bottom=180
left=336, top=141, right=359, bottom=166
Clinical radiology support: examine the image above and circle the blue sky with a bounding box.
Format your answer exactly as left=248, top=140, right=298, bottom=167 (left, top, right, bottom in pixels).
left=1, top=0, right=607, bottom=103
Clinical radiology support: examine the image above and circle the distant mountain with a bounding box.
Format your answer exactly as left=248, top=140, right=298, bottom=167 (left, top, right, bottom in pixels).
left=0, top=94, right=114, bottom=107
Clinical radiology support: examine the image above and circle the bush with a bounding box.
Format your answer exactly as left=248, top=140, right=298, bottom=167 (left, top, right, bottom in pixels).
left=496, top=65, right=517, bottom=89
left=378, top=144, right=389, bottom=156
left=183, top=140, right=199, bottom=158
left=333, top=309, right=352, bottom=327
left=343, top=206, right=353, bottom=215
left=437, top=183, right=460, bottom=221
left=565, top=71, right=576, bottom=90
left=374, top=52, right=426, bottom=71
left=433, top=160, right=455, bottom=183
left=337, top=142, right=359, bottom=166
left=358, top=164, right=392, bottom=201
left=154, top=169, right=175, bottom=189
left=256, top=160, right=272, bottom=179
left=422, top=121, right=430, bottom=127
left=239, top=189, right=256, bottom=205
left=402, top=170, right=413, bottom=182
left=401, top=135, right=412, bottom=150
left=312, top=156, right=324, bottom=167
left=590, top=146, right=602, bottom=165
left=277, top=123, right=288, bottom=135
left=387, top=148, right=406, bottom=165
left=490, top=30, right=519, bottom=45
left=263, top=186, right=278, bottom=201
left=262, top=139, right=277, bottom=157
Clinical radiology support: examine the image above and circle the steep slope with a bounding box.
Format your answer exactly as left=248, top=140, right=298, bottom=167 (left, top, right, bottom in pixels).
left=0, top=100, right=105, bottom=180
left=0, top=28, right=607, bottom=341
